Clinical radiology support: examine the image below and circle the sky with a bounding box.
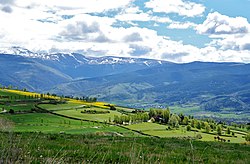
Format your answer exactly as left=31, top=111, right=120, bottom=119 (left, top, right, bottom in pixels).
left=0, top=0, right=250, bottom=63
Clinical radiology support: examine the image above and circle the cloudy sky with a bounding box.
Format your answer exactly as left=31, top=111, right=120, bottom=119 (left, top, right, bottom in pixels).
left=0, top=0, right=250, bottom=63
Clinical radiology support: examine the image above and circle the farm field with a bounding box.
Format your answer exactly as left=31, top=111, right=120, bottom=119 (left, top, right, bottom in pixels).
left=38, top=103, right=123, bottom=122
left=0, top=89, right=249, bottom=144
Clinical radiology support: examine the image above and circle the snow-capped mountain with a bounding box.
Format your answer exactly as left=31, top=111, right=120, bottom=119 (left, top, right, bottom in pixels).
left=0, top=47, right=168, bottom=91
left=0, top=46, right=165, bottom=66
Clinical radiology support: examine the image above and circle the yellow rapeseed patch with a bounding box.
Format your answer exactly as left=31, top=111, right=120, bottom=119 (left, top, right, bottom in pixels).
left=3, top=89, right=107, bottom=107
left=3, top=89, right=60, bottom=100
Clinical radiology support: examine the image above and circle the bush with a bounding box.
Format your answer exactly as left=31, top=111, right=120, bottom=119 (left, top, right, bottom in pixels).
left=186, top=125, right=191, bottom=131
left=245, top=132, right=250, bottom=142
left=9, top=109, right=14, bottom=114
left=110, top=106, right=116, bottom=110
left=196, top=134, right=202, bottom=139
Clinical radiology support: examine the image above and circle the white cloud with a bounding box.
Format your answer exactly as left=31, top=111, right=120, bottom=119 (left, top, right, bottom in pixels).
left=211, top=34, right=250, bottom=51
left=0, top=0, right=14, bottom=5
left=145, top=0, right=205, bottom=17
left=115, top=6, right=172, bottom=23
left=167, top=22, right=197, bottom=29
left=116, top=12, right=151, bottom=22
left=0, top=1, right=250, bottom=63
left=197, top=12, right=249, bottom=35
left=15, top=0, right=134, bottom=13
left=196, top=12, right=250, bottom=54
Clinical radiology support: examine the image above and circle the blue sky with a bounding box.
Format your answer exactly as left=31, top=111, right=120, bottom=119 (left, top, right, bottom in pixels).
left=0, top=0, right=250, bottom=63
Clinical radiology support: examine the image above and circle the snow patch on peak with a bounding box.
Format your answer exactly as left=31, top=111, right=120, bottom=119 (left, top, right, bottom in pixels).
left=0, top=46, right=36, bottom=56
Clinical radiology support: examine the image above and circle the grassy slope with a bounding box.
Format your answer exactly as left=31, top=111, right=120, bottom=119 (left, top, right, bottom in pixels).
left=0, top=89, right=140, bottom=136
left=0, top=89, right=248, bottom=143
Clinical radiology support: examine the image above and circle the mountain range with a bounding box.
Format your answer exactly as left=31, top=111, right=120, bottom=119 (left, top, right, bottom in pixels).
left=1, top=47, right=250, bottom=121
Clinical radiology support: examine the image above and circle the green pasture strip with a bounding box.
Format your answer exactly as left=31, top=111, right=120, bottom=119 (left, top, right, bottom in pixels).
left=1, top=113, right=140, bottom=137
left=38, top=103, right=82, bottom=111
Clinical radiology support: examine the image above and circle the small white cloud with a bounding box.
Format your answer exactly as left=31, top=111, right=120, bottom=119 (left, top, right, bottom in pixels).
left=115, top=12, right=151, bottom=22
left=115, top=6, right=172, bottom=23
left=145, top=0, right=205, bottom=17
left=167, top=22, right=197, bottom=29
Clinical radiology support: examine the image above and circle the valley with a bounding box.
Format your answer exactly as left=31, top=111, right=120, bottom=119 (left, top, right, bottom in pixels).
left=0, top=50, right=250, bottom=163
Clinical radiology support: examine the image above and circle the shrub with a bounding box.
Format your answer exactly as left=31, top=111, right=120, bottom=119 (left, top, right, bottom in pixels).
left=217, top=125, right=222, bottom=135
left=245, top=132, right=250, bottom=142
left=186, top=125, right=191, bottom=131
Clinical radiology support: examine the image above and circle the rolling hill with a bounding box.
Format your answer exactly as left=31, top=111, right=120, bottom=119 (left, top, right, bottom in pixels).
left=51, top=62, right=250, bottom=121
left=0, top=48, right=250, bottom=121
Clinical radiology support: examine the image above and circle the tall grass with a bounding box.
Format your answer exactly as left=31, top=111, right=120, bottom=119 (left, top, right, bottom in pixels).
left=0, top=132, right=249, bottom=163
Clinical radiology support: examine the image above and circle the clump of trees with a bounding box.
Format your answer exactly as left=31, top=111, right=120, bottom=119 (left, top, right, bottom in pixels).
left=113, top=113, right=149, bottom=124
left=169, top=114, right=180, bottom=128
left=63, top=95, right=97, bottom=102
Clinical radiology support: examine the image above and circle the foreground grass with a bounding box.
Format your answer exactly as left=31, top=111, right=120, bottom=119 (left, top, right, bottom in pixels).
left=0, top=132, right=249, bottom=163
